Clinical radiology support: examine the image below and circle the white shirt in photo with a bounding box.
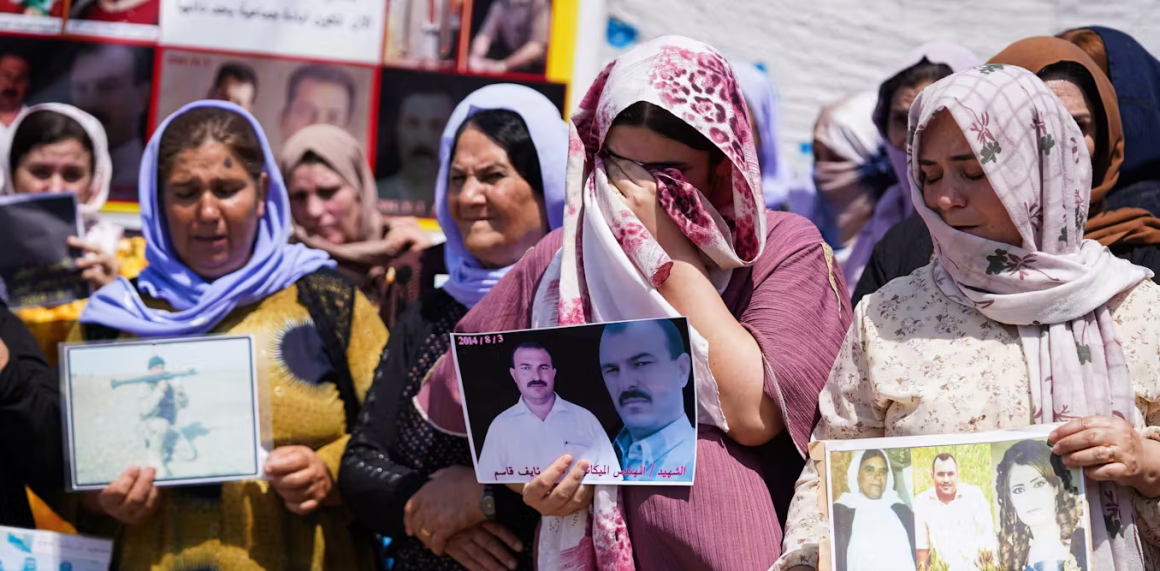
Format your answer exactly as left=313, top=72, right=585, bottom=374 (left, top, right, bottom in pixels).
left=476, top=394, right=620, bottom=481
left=915, top=482, right=997, bottom=571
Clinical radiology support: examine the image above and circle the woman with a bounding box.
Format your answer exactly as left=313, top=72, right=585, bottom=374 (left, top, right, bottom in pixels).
left=852, top=37, right=1160, bottom=306
left=1061, top=26, right=1160, bottom=217
left=810, top=92, right=896, bottom=283
left=776, top=64, right=1160, bottom=571
left=1, top=104, right=147, bottom=365
left=73, top=101, right=388, bottom=571
left=339, top=84, right=566, bottom=571
left=415, top=36, right=850, bottom=571
left=279, top=123, right=432, bottom=325
left=840, top=42, right=979, bottom=290
left=996, top=441, right=1087, bottom=571
left=832, top=450, right=915, bottom=571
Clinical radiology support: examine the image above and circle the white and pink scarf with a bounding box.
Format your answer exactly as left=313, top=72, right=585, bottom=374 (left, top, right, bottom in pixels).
left=527, top=36, right=767, bottom=571
left=909, top=64, right=1152, bottom=570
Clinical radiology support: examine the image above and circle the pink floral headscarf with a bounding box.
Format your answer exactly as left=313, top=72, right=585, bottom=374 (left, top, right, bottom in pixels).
left=910, top=64, right=1152, bottom=570
left=529, top=35, right=766, bottom=571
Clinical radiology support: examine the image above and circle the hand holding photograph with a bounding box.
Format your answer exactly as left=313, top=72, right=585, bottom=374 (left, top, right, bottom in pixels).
left=452, top=317, right=697, bottom=486
left=60, top=334, right=266, bottom=490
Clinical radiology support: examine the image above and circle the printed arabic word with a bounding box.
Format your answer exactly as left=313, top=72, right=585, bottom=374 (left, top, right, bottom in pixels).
left=173, top=0, right=374, bottom=31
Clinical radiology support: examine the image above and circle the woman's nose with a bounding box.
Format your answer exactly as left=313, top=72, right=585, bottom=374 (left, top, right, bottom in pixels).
left=459, top=178, right=488, bottom=205
left=197, top=193, right=222, bottom=222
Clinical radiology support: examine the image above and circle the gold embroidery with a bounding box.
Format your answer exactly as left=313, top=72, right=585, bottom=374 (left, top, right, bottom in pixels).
left=821, top=242, right=843, bottom=315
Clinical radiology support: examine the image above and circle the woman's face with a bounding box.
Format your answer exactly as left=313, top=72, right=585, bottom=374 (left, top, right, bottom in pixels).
left=13, top=138, right=94, bottom=203
left=919, top=112, right=1023, bottom=247
left=887, top=79, right=935, bottom=151
left=448, top=124, right=547, bottom=269
left=604, top=124, right=732, bottom=209
left=1045, top=78, right=1097, bottom=159
left=1007, top=463, right=1059, bottom=529
left=288, top=162, right=363, bottom=245
left=856, top=456, right=888, bottom=500
left=162, top=141, right=267, bottom=281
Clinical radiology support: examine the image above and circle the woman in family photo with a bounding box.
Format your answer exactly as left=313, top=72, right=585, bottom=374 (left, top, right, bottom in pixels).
left=995, top=440, right=1087, bottom=571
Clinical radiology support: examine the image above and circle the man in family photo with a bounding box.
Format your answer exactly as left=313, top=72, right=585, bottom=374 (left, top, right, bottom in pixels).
left=111, top=356, right=196, bottom=478
left=832, top=450, right=916, bottom=571
left=915, top=453, right=998, bottom=571
left=476, top=342, right=620, bottom=479
left=599, top=319, right=695, bottom=481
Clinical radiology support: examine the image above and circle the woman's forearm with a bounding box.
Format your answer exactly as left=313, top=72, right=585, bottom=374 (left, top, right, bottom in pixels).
left=502, top=41, right=546, bottom=70
left=658, top=259, right=782, bottom=446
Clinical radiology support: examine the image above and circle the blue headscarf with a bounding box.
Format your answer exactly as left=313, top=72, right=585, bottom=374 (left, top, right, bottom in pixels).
left=732, top=62, right=794, bottom=211
left=1089, top=27, right=1160, bottom=188
left=435, top=84, right=568, bottom=309
left=81, top=100, right=334, bottom=336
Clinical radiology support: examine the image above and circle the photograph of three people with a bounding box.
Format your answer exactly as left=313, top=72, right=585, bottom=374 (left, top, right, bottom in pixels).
left=825, top=426, right=1091, bottom=571
left=452, top=317, right=697, bottom=485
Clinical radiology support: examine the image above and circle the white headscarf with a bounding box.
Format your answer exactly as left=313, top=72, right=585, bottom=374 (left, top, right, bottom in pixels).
left=0, top=103, right=119, bottom=255
left=835, top=450, right=915, bottom=571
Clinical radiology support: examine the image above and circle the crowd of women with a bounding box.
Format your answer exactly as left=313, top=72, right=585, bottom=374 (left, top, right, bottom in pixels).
left=0, top=21, right=1159, bottom=571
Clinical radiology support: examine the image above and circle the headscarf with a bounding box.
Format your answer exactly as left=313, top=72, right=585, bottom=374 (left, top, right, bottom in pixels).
left=279, top=123, right=383, bottom=246
left=523, top=35, right=767, bottom=571
left=433, top=83, right=569, bottom=309
left=984, top=36, right=1160, bottom=248
left=80, top=100, right=334, bottom=336
left=835, top=450, right=914, bottom=571
left=1088, top=27, right=1160, bottom=189
left=0, top=103, right=120, bottom=255
left=812, top=91, right=895, bottom=247
left=909, top=64, right=1150, bottom=571
left=733, top=61, right=794, bottom=210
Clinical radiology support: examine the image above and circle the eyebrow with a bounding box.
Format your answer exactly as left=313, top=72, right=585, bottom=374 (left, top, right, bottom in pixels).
left=918, top=153, right=976, bottom=166
left=605, top=147, right=687, bottom=170
left=450, top=161, right=505, bottom=174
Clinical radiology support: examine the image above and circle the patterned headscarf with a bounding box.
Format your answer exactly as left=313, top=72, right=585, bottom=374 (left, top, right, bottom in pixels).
left=909, top=64, right=1150, bottom=571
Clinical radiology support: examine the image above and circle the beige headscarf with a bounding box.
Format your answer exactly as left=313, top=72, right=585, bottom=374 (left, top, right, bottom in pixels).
left=279, top=124, right=382, bottom=245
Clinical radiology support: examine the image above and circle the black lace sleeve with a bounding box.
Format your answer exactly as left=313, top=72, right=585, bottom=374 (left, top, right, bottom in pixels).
left=339, top=304, right=432, bottom=538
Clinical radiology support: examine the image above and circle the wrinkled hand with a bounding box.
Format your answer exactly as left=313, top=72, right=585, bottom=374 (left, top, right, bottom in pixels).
left=605, top=157, right=701, bottom=266
left=265, top=445, right=334, bottom=515
left=1051, top=415, right=1147, bottom=487
left=382, top=216, right=432, bottom=257
left=404, top=465, right=485, bottom=556
left=98, top=467, right=159, bottom=525
left=521, top=454, right=593, bottom=517
left=69, top=236, right=119, bottom=289
left=446, top=521, right=524, bottom=571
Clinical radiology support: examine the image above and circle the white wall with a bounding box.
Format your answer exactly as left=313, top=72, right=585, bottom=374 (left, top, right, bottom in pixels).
left=585, top=0, right=1160, bottom=173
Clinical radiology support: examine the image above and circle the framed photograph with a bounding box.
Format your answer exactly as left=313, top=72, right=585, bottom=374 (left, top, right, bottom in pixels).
left=374, top=66, right=565, bottom=217
left=824, top=425, right=1091, bottom=571
left=0, top=192, right=86, bottom=309
left=383, top=0, right=463, bottom=71
left=60, top=334, right=267, bottom=490
left=0, top=525, right=112, bottom=571
left=63, top=0, right=161, bottom=41
left=452, top=317, right=697, bottom=486
left=461, top=0, right=551, bottom=77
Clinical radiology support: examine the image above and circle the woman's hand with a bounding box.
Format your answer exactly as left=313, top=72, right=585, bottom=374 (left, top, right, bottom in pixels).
left=521, top=454, right=593, bottom=517
left=446, top=522, right=524, bottom=571
left=605, top=157, right=704, bottom=271
left=403, top=465, right=485, bottom=556
left=1051, top=415, right=1160, bottom=494
left=69, top=236, right=119, bottom=289
left=265, top=445, right=334, bottom=515
left=97, top=466, right=159, bottom=524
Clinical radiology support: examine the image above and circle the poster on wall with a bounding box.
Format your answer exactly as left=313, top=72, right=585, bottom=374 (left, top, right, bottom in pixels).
left=462, top=0, right=551, bottom=77
left=160, top=0, right=387, bottom=65
left=154, top=49, right=376, bottom=156
left=65, top=0, right=161, bottom=41
left=374, top=66, right=565, bottom=216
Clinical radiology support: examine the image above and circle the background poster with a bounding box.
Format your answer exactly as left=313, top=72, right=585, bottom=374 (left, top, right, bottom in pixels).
left=155, top=49, right=376, bottom=156
left=374, top=66, right=565, bottom=216
left=160, top=0, right=387, bottom=65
